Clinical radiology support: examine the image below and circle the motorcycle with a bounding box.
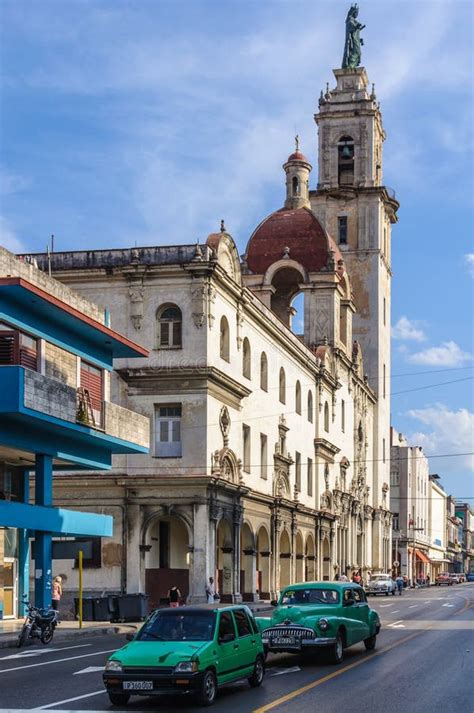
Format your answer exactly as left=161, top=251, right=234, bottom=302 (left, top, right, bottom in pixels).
left=17, top=597, right=59, bottom=648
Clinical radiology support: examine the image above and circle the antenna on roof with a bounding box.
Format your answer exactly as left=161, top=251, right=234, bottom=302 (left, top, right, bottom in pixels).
left=51, top=234, right=55, bottom=253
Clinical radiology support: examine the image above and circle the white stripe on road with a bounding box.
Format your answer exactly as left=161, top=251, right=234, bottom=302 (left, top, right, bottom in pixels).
left=73, top=666, right=105, bottom=675
left=32, top=689, right=105, bottom=710
left=408, top=605, right=418, bottom=608
left=387, top=620, right=405, bottom=629
left=0, top=644, right=91, bottom=661
left=270, top=666, right=301, bottom=676
left=391, top=610, right=400, bottom=613
left=0, top=649, right=116, bottom=674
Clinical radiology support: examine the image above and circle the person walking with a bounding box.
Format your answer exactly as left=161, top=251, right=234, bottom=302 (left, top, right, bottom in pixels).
left=168, top=586, right=181, bottom=608
left=51, top=576, right=62, bottom=612
left=205, top=577, right=216, bottom=604
left=396, top=574, right=404, bottom=595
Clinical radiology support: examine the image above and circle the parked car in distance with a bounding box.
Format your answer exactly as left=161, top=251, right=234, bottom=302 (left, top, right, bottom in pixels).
left=366, top=574, right=396, bottom=597
left=255, top=582, right=380, bottom=664
left=103, top=606, right=265, bottom=707
left=466, top=573, right=474, bottom=582
left=457, top=573, right=466, bottom=583
left=435, top=573, right=453, bottom=586
left=448, top=573, right=461, bottom=584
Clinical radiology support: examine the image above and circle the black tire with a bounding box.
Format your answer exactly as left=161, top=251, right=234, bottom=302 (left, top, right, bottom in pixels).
left=17, top=625, right=29, bottom=648
left=364, top=634, right=377, bottom=651
left=108, top=693, right=130, bottom=706
left=41, top=626, right=54, bottom=645
left=196, top=669, right=217, bottom=706
left=385, top=592, right=389, bottom=596
left=327, top=631, right=344, bottom=664
left=248, top=656, right=265, bottom=687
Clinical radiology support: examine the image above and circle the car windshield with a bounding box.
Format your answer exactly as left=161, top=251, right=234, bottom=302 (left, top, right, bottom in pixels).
left=137, top=610, right=216, bottom=642
left=280, top=589, right=339, bottom=605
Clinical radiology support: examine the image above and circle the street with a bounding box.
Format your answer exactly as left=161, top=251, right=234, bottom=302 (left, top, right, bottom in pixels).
left=0, top=585, right=472, bottom=713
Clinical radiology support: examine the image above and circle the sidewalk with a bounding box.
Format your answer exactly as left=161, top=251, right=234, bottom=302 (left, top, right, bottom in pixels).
left=0, top=601, right=272, bottom=649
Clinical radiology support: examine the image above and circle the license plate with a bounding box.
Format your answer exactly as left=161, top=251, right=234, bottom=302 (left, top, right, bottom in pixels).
left=272, top=636, right=298, bottom=646
left=123, top=681, right=153, bottom=691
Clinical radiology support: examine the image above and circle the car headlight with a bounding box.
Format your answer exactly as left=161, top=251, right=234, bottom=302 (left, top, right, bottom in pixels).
left=105, top=660, right=122, bottom=672
left=174, top=661, right=198, bottom=673
left=318, top=618, right=329, bottom=632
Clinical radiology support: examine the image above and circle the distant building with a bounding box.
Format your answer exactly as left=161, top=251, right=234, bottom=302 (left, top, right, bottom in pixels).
left=390, top=428, right=430, bottom=583
left=0, top=248, right=149, bottom=619
left=455, top=502, right=474, bottom=575
left=428, top=474, right=448, bottom=580
left=446, top=496, right=463, bottom=574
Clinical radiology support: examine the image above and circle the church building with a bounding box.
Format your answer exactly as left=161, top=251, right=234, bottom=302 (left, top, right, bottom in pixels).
left=29, top=51, right=398, bottom=608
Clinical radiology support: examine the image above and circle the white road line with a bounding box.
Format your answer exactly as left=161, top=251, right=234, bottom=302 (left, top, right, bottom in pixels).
left=0, top=644, right=91, bottom=661
left=32, top=689, right=105, bottom=710
left=0, top=648, right=116, bottom=674
left=391, top=610, right=400, bottom=613
left=387, top=620, right=405, bottom=629
left=270, top=666, right=301, bottom=676
left=73, top=665, right=105, bottom=675
left=408, top=605, right=418, bottom=608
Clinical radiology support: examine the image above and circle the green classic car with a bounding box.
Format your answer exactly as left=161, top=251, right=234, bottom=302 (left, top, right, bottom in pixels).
left=103, top=605, right=265, bottom=706
left=256, top=582, right=381, bottom=664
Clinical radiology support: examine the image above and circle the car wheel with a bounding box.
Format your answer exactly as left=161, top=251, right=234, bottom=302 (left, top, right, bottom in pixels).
left=364, top=634, right=377, bottom=651
left=248, top=655, right=265, bottom=688
left=385, top=592, right=389, bottom=596
left=108, top=693, right=130, bottom=706
left=197, top=669, right=217, bottom=707
left=327, top=631, right=344, bottom=664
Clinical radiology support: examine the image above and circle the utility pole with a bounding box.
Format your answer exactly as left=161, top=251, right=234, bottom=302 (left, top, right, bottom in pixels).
left=410, top=507, right=424, bottom=587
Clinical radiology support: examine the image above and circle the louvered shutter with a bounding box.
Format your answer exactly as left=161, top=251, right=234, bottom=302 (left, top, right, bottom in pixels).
left=80, top=361, right=103, bottom=425
left=0, top=332, right=16, bottom=365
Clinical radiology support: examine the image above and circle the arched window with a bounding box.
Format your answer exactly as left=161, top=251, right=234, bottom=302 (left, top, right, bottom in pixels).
left=307, top=391, right=313, bottom=423
left=157, top=305, right=182, bottom=348
left=338, top=135, right=354, bottom=186
left=295, top=380, right=301, bottom=414
left=279, top=367, right=286, bottom=404
left=220, top=316, right=230, bottom=362
left=260, top=352, right=268, bottom=391
left=324, top=402, right=330, bottom=432
left=242, top=337, right=251, bottom=379
left=292, top=176, right=300, bottom=196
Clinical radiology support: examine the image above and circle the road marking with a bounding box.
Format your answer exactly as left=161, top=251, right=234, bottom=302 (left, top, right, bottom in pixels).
left=0, top=648, right=116, bottom=674
left=387, top=620, right=405, bottom=629
left=442, top=603, right=455, bottom=607
left=379, top=604, right=392, bottom=608
left=252, top=591, right=473, bottom=713
left=73, top=666, right=105, bottom=675
left=391, top=610, right=400, bottom=613
left=408, top=605, right=418, bottom=609
left=270, top=666, right=301, bottom=677
left=0, top=644, right=90, bottom=661
left=32, top=689, right=105, bottom=710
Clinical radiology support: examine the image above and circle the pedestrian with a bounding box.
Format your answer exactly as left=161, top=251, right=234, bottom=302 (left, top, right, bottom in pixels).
left=168, top=585, right=181, bottom=608
left=352, top=570, right=361, bottom=585
left=396, top=574, right=403, bottom=595
left=205, top=577, right=216, bottom=604
left=426, top=575, right=430, bottom=588
left=335, top=572, right=340, bottom=581
left=340, top=572, right=348, bottom=582
left=51, top=576, right=62, bottom=612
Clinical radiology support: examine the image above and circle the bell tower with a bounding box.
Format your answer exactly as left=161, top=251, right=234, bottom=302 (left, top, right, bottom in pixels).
left=310, top=58, right=399, bottom=542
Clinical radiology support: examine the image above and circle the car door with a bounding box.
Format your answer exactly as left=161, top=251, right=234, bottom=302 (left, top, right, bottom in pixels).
left=215, top=611, right=239, bottom=684
left=353, top=587, right=371, bottom=640
left=232, top=608, right=257, bottom=675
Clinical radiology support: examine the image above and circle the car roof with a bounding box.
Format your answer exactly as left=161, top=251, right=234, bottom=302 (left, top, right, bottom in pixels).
left=149, top=604, right=253, bottom=615
left=281, top=581, right=360, bottom=591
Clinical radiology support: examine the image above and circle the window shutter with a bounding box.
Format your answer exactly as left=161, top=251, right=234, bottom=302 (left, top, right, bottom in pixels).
left=0, top=333, right=16, bottom=365
left=80, top=362, right=103, bottom=421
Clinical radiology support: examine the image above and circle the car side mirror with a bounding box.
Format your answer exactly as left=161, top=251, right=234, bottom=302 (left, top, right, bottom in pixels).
left=125, top=632, right=135, bottom=642
left=218, top=632, right=235, bottom=644
left=270, top=599, right=278, bottom=607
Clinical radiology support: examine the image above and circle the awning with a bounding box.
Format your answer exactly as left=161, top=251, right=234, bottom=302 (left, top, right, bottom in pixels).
left=414, top=549, right=430, bottom=564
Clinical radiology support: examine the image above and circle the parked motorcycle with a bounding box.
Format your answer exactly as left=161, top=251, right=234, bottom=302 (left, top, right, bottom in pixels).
left=17, top=597, right=59, bottom=648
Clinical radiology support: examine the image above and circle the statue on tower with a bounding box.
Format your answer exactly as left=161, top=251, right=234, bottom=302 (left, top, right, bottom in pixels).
left=342, top=4, right=365, bottom=69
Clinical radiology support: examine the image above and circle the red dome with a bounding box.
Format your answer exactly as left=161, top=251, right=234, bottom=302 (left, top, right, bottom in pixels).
left=245, top=207, right=342, bottom=275
left=286, top=150, right=309, bottom=163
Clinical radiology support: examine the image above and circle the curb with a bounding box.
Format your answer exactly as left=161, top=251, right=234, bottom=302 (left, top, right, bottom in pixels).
left=0, top=624, right=138, bottom=650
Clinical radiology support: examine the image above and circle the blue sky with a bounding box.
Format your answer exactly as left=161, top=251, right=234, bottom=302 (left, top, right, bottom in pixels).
left=0, top=0, right=473, bottom=499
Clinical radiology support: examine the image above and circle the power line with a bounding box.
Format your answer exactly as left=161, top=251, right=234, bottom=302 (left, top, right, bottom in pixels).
left=392, top=376, right=474, bottom=396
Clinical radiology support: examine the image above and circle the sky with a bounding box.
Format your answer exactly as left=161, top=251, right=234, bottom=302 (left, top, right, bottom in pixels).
left=0, top=0, right=473, bottom=500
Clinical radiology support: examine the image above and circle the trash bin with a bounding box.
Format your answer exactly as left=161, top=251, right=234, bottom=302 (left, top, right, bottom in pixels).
left=92, top=596, right=113, bottom=621
left=113, top=594, right=149, bottom=622
left=74, top=597, right=94, bottom=621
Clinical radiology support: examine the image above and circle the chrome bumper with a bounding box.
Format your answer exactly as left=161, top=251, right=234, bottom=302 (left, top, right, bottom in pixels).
left=262, top=636, right=337, bottom=651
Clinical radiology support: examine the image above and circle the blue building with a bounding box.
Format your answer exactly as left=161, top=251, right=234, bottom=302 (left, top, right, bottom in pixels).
left=0, top=247, right=149, bottom=619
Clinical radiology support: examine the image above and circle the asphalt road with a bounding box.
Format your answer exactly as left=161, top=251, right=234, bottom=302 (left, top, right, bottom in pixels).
left=0, top=584, right=472, bottom=713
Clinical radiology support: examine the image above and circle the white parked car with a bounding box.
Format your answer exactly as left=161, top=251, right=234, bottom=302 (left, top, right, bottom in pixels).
left=366, top=574, right=396, bottom=596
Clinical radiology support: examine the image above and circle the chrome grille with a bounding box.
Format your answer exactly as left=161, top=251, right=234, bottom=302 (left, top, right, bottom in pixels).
left=264, top=626, right=315, bottom=640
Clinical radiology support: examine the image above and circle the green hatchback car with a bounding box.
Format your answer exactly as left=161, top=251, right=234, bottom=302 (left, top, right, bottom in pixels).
left=103, top=605, right=265, bottom=706
left=256, top=582, right=380, bottom=664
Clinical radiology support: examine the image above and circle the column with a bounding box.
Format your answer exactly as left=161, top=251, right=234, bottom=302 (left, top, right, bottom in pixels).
left=34, top=455, right=53, bottom=609
left=188, top=502, right=213, bottom=604
left=18, top=469, right=30, bottom=614
left=232, top=509, right=242, bottom=603
left=126, top=504, right=141, bottom=593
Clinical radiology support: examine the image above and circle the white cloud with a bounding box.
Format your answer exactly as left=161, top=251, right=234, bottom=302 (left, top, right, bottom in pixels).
left=408, top=341, right=472, bottom=367
left=465, top=254, right=474, bottom=277
left=392, top=316, right=426, bottom=342
left=0, top=217, right=25, bottom=253
left=406, top=404, right=474, bottom=473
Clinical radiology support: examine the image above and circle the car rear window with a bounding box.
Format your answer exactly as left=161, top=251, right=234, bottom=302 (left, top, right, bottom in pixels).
left=281, top=589, right=339, bottom=605
left=137, top=610, right=216, bottom=642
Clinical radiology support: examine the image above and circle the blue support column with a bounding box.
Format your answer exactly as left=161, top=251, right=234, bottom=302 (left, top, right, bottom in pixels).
left=18, top=469, right=30, bottom=614
left=34, top=455, right=53, bottom=609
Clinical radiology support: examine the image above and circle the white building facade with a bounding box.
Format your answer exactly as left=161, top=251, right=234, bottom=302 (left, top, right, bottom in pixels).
left=29, top=61, right=397, bottom=606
